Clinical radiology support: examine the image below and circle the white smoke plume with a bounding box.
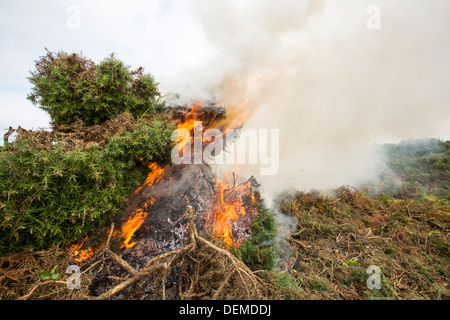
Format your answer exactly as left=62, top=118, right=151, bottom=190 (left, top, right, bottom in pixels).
left=166, top=0, right=450, bottom=202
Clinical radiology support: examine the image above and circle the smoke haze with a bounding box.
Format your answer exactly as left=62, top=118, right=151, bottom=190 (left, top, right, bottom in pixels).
left=165, top=0, right=450, bottom=202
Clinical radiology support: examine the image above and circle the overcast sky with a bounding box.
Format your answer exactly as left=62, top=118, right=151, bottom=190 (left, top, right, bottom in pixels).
left=0, top=0, right=449, bottom=141
left=0, top=0, right=216, bottom=132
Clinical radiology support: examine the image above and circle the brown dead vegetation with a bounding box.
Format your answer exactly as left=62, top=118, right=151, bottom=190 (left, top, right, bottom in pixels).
left=1, top=185, right=448, bottom=300
left=279, top=187, right=449, bottom=300
left=3, top=112, right=174, bottom=152
left=0, top=207, right=280, bottom=300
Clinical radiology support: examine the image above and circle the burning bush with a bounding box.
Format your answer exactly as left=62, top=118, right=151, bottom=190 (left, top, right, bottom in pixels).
left=0, top=51, right=176, bottom=255
left=27, top=49, right=163, bottom=126
left=0, top=116, right=175, bottom=255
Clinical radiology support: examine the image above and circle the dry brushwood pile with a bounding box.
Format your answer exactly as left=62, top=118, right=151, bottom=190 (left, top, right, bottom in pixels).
left=3, top=112, right=161, bottom=151
left=0, top=207, right=280, bottom=300
left=1, top=109, right=449, bottom=300
left=0, top=106, right=280, bottom=299
left=1, top=185, right=449, bottom=300
left=86, top=207, right=278, bottom=300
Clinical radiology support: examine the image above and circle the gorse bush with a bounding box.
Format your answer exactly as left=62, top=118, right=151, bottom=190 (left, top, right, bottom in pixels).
left=0, top=50, right=176, bottom=254
left=27, top=49, right=163, bottom=126
left=104, top=121, right=174, bottom=166
left=233, top=203, right=277, bottom=270
left=0, top=119, right=175, bottom=254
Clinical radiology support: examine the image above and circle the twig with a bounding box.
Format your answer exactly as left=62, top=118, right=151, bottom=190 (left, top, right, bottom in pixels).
left=105, top=223, right=115, bottom=248
left=212, top=270, right=235, bottom=300
left=3, top=126, right=14, bottom=146
left=89, top=264, right=165, bottom=300
left=16, top=280, right=66, bottom=300
left=161, top=263, right=168, bottom=300
left=105, top=248, right=138, bottom=277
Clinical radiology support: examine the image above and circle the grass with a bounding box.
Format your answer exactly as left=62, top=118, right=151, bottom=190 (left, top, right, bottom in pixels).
left=276, top=187, right=449, bottom=300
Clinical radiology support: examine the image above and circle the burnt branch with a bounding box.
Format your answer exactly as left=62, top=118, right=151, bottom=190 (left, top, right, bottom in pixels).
left=82, top=206, right=278, bottom=300
left=3, top=126, right=14, bottom=147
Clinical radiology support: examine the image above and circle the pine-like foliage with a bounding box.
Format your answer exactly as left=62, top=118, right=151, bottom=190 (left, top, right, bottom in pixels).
left=233, top=204, right=277, bottom=270
left=0, top=119, right=174, bottom=254
left=27, top=49, right=163, bottom=126
left=0, top=50, right=175, bottom=254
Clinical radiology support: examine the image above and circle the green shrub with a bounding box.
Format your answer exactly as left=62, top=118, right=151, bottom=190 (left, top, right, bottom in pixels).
left=362, top=138, right=450, bottom=200
left=0, top=120, right=174, bottom=254
left=233, top=204, right=277, bottom=270
left=104, top=121, right=173, bottom=166
left=27, top=49, right=164, bottom=126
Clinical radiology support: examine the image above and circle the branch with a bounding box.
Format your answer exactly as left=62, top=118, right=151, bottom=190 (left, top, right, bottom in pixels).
left=86, top=206, right=198, bottom=300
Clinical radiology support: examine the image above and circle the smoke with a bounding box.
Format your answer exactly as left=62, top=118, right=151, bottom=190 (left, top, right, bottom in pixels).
left=165, top=0, right=450, bottom=202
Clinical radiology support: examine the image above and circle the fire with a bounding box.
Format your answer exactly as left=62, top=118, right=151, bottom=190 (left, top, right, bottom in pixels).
left=173, top=102, right=202, bottom=151
left=120, top=196, right=156, bottom=248
left=70, top=100, right=253, bottom=261
left=208, top=174, right=255, bottom=247
left=211, top=182, right=241, bottom=247
left=120, top=207, right=148, bottom=248
left=71, top=237, right=95, bottom=263
left=174, top=101, right=254, bottom=248
left=115, top=165, right=164, bottom=249
left=70, top=164, right=165, bottom=261
left=135, top=163, right=165, bottom=194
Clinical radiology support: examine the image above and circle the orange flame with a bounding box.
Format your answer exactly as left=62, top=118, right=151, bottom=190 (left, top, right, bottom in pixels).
left=120, top=208, right=148, bottom=248
left=70, top=100, right=252, bottom=261
left=115, top=165, right=164, bottom=249
left=119, top=196, right=156, bottom=248
left=71, top=237, right=95, bottom=263
left=135, top=163, right=165, bottom=194
left=212, top=182, right=239, bottom=247
left=208, top=174, right=254, bottom=247
left=173, top=102, right=202, bottom=151
left=70, top=164, right=165, bottom=261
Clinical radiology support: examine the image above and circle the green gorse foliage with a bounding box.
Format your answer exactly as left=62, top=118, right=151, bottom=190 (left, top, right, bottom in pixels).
left=0, top=50, right=176, bottom=254
left=27, top=49, right=163, bottom=126
left=233, top=203, right=277, bottom=270
left=0, top=120, right=174, bottom=254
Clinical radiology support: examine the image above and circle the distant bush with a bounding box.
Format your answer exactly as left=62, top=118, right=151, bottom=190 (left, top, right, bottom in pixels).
left=27, top=49, right=164, bottom=126
left=363, top=138, right=450, bottom=200
left=0, top=119, right=174, bottom=254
